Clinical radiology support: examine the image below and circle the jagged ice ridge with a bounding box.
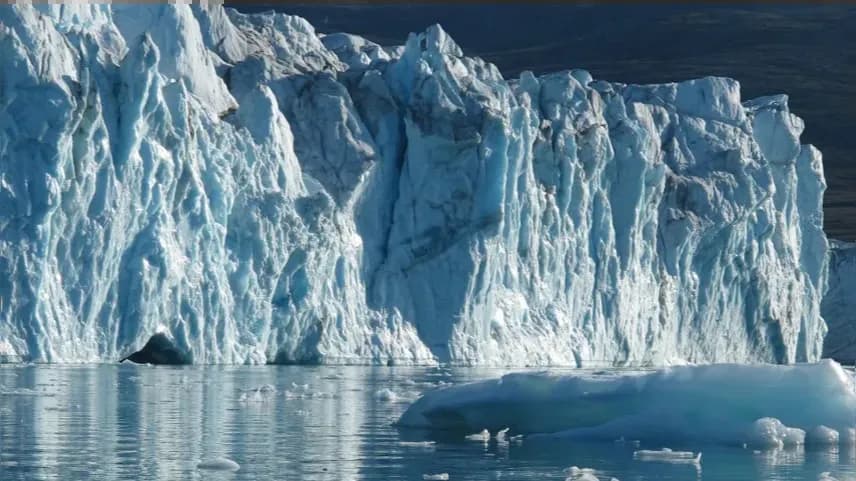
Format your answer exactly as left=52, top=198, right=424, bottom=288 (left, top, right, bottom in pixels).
left=0, top=3, right=828, bottom=365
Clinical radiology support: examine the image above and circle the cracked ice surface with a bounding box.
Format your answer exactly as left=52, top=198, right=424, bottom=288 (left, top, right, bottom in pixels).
left=0, top=3, right=828, bottom=364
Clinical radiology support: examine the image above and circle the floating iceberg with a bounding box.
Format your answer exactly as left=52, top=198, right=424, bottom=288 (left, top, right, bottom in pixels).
left=0, top=3, right=828, bottom=365
left=397, top=360, right=856, bottom=447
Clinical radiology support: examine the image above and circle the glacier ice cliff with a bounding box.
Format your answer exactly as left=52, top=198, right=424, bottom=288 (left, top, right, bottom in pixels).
left=822, top=240, right=856, bottom=364
left=0, top=3, right=829, bottom=365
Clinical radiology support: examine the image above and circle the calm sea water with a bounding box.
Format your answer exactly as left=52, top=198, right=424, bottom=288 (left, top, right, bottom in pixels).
left=0, top=364, right=854, bottom=481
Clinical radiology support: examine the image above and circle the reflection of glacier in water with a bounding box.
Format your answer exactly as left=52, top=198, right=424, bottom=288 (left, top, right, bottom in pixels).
left=1, top=365, right=856, bottom=481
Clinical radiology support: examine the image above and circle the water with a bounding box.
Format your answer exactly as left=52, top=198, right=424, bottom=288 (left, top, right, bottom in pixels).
left=0, top=364, right=854, bottom=481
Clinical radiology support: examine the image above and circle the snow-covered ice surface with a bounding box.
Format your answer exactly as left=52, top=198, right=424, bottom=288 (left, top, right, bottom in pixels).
left=0, top=3, right=829, bottom=365
left=823, top=240, right=856, bottom=364
left=398, top=360, right=856, bottom=447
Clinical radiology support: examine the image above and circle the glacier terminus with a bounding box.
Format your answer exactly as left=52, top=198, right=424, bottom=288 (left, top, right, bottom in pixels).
left=0, top=3, right=832, bottom=366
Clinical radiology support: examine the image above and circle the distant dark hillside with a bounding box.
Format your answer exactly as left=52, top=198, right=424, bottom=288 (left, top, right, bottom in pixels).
left=234, top=4, right=856, bottom=240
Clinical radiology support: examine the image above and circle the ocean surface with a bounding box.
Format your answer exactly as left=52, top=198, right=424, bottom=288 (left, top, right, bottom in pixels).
left=0, top=364, right=854, bottom=481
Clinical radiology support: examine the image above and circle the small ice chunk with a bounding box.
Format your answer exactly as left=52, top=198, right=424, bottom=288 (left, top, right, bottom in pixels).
left=239, top=384, right=276, bottom=403
left=399, top=441, right=436, bottom=449
left=496, top=427, right=510, bottom=442
left=747, top=418, right=805, bottom=449
left=806, top=425, right=839, bottom=446
left=563, top=466, right=600, bottom=481
left=283, top=383, right=332, bottom=399
left=465, top=429, right=490, bottom=442
left=633, top=448, right=701, bottom=466
left=197, top=457, right=240, bottom=471
left=422, top=474, right=449, bottom=481
left=818, top=473, right=839, bottom=481
left=375, top=388, right=398, bottom=402
left=283, top=383, right=306, bottom=399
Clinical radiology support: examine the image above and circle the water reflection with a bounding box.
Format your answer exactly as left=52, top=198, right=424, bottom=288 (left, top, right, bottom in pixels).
left=1, top=364, right=855, bottom=481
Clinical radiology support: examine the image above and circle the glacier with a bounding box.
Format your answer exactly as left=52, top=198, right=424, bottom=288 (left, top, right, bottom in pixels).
left=0, top=3, right=829, bottom=365
left=822, top=240, right=856, bottom=364
left=397, top=360, right=856, bottom=447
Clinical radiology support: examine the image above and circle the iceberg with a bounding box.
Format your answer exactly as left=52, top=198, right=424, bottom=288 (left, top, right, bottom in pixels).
left=397, top=360, right=856, bottom=447
left=0, top=3, right=829, bottom=365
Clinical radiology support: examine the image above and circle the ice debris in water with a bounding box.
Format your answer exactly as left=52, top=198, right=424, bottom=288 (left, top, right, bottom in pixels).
left=422, top=474, right=449, bottom=481
left=399, top=441, right=436, bottom=449
left=238, top=384, right=276, bottom=403
left=818, top=473, right=839, bottom=481
left=375, top=388, right=398, bottom=402
left=563, top=466, right=617, bottom=481
left=496, top=428, right=510, bottom=443
left=283, top=382, right=332, bottom=400
left=633, top=448, right=702, bottom=466
left=0, top=386, right=55, bottom=397
left=197, top=457, right=240, bottom=471
left=399, top=361, right=856, bottom=447
left=465, top=429, right=491, bottom=443
left=0, top=3, right=828, bottom=367
left=807, top=425, right=840, bottom=446
left=748, top=418, right=806, bottom=449
left=613, top=437, right=640, bottom=447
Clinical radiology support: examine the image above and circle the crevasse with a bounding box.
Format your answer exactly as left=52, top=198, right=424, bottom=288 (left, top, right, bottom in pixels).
left=0, top=3, right=828, bottom=365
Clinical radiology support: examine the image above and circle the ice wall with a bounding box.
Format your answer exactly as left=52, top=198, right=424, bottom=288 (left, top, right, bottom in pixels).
left=822, top=240, right=856, bottom=364
left=0, top=3, right=829, bottom=364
